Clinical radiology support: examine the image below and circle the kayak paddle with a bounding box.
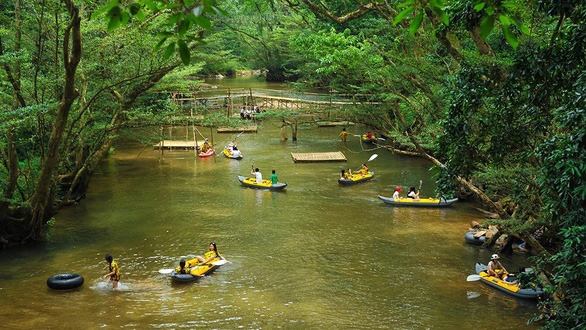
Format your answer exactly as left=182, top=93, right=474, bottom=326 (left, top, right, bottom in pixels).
left=466, top=274, right=483, bottom=281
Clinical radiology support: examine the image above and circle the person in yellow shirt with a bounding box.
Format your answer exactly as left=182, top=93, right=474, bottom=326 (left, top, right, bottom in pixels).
left=192, top=242, right=225, bottom=266
left=339, top=128, right=351, bottom=144
left=103, top=254, right=121, bottom=289
left=201, top=138, right=212, bottom=153
left=175, top=259, right=190, bottom=274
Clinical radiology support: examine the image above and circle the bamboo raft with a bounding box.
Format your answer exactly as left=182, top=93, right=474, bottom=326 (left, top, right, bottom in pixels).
left=291, top=152, right=347, bottom=163
left=153, top=141, right=199, bottom=150
left=217, top=126, right=258, bottom=133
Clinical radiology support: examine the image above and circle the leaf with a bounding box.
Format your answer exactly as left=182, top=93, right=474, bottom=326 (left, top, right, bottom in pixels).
left=397, top=0, right=416, bottom=9
left=410, top=12, right=424, bottom=36
left=154, top=37, right=168, bottom=52
left=107, top=16, right=121, bottom=32
left=502, top=25, right=519, bottom=49
left=429, top=0, right=443, bottom=9
left=144, top=0, right=160, bottom=11
left=511, top=17, right=531, bottom=35
left=163, top=42, right=176, bottom=61
left=178, top=19, right=191, bottom=36
left=91, top=0, right=118, bottom=20
left=479, top=15, right=495, bottom=40
left=393, top=6, right=414, bottom=26
left=178, top=39, right=190, bottom=65
left=473, top=2, right=486, bottom=11
left=498, top=14, right=511, bottom=26
left=432, top=7, right=450, bottom=26
left=183, top=0, right=195, bottom=6
left=194, top=16, right=212, bottom=30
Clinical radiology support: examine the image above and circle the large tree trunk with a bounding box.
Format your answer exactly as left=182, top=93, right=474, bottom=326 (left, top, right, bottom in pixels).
left=28, top=0, right=81, bottom=241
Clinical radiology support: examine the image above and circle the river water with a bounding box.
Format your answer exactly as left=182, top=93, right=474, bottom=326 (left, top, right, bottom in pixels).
left=0, top=78, right=538, bottom=329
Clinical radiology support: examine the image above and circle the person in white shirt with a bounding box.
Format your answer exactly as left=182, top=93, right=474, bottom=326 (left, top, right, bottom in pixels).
left=393, top=186, right=401, bottom=200
left=407, top=186, right=420, bottom=200
left=251, top=167, right=262, bottom=183
left=487, top=254, right=509, bottom=280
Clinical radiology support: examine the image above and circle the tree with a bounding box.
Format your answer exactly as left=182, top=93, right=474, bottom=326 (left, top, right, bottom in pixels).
left=284, top=0, right=586, bottom=326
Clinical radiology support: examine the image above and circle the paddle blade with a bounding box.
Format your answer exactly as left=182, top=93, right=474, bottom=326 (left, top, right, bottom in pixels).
left=211, top=259, right=229, bottom=266
left=466, top=275, right=482, bottom=282
left=159, top=268, right=174, bottom=274
left=368, top=154, right=378, bottom=162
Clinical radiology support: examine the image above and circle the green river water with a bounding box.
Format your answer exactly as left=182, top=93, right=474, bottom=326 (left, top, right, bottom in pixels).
left=0, top=78, right=539, bottom=329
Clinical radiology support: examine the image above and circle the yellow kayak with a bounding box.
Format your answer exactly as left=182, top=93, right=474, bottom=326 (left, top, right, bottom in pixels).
left=238, top=175, right=287, bottom=191
left=475, top=263, right=544, bottom=299
left=338, top=172, right=374, bottom=184
left=378, top=195, right=458, bottom=207
left=171, top=257, right=221, bottom=282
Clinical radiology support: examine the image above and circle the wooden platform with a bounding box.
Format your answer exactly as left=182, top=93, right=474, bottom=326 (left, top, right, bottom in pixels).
left=153, top=140, right=199, bottom=150
left=317, top=121, right=355, bottom=127
left=217, top=126, right=258, bottom=133
left=291, top=152, right=347, bottom=163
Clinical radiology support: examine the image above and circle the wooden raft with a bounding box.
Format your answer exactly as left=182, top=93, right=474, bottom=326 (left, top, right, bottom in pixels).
left=217, top=126, right=257, bottom=133
left=291, top=152, right=347, bottom=163
left=153, top=140, right=199, bottom=150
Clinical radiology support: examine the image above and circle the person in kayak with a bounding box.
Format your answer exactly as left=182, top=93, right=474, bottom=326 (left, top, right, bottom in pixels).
left=407, top=186, right=420, bottom=200
left=193, top=242, right=225, bottom=265
left=358, top=164, right=369, bottom=176
left=393, top=186, right=402, bottom=200
left=487, top=254, right=509, bottom=280
left=270, top=170, right=278, bottom=184
left=103, top=254, right=121, bottom=289
left=251, top=167, right=262, bottom=183
left=201, top=138, right=212, bottom=153
left=175, top=259, right=190, bottom=274
left=231, top=146, right=241, bottom=158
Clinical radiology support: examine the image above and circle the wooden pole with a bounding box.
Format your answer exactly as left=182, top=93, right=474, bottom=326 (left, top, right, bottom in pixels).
left=160, top=126, right=164, bottom=158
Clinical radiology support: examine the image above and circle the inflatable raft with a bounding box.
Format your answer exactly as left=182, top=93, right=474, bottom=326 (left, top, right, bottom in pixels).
left=223, top=147, right=243, bottom=159
left=238, top=175, right=287, bottom=191
left=171, top=257, right=223, bottom=283
left=378, top=195, right=458, bottom=207
left=338, top=172, right=374, bottom=185
left=198, top=149, right=215, bottom=158
left=475, top=263, right=544, bottom=299
left=464, top=231, right=486, bottom=245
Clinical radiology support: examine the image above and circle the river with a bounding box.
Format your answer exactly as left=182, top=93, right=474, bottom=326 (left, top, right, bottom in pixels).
left=0, top=78, right=538, bottom=329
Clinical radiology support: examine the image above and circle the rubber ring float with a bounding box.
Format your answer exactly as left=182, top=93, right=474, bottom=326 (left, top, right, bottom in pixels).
left=47, top=273, right=84, bottom=290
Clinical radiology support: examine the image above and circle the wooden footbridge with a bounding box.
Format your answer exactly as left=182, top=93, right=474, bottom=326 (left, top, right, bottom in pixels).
left=170, top=88, right=378, bottom=116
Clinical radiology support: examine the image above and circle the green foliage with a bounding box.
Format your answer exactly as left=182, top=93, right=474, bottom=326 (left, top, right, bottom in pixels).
left=394, top=0, right=449, bottom=34
left=92, top=0, right=226, bottom=64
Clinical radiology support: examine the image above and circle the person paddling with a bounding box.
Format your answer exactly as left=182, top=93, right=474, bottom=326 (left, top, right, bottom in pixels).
left=487, top=254, right=509, bottom=280
left=251, top=167, right=262, bottom=183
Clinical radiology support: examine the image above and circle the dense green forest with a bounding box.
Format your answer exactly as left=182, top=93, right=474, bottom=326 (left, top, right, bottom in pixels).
left=0, top=0, right=584, bottom=327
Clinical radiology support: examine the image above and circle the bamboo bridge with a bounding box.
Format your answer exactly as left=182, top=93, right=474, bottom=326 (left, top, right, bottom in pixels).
left=169, top=88, right=378, bottom=116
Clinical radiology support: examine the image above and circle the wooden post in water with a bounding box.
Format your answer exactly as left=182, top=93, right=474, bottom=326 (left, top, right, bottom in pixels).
left=160, top=126, right=164, bottom=158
